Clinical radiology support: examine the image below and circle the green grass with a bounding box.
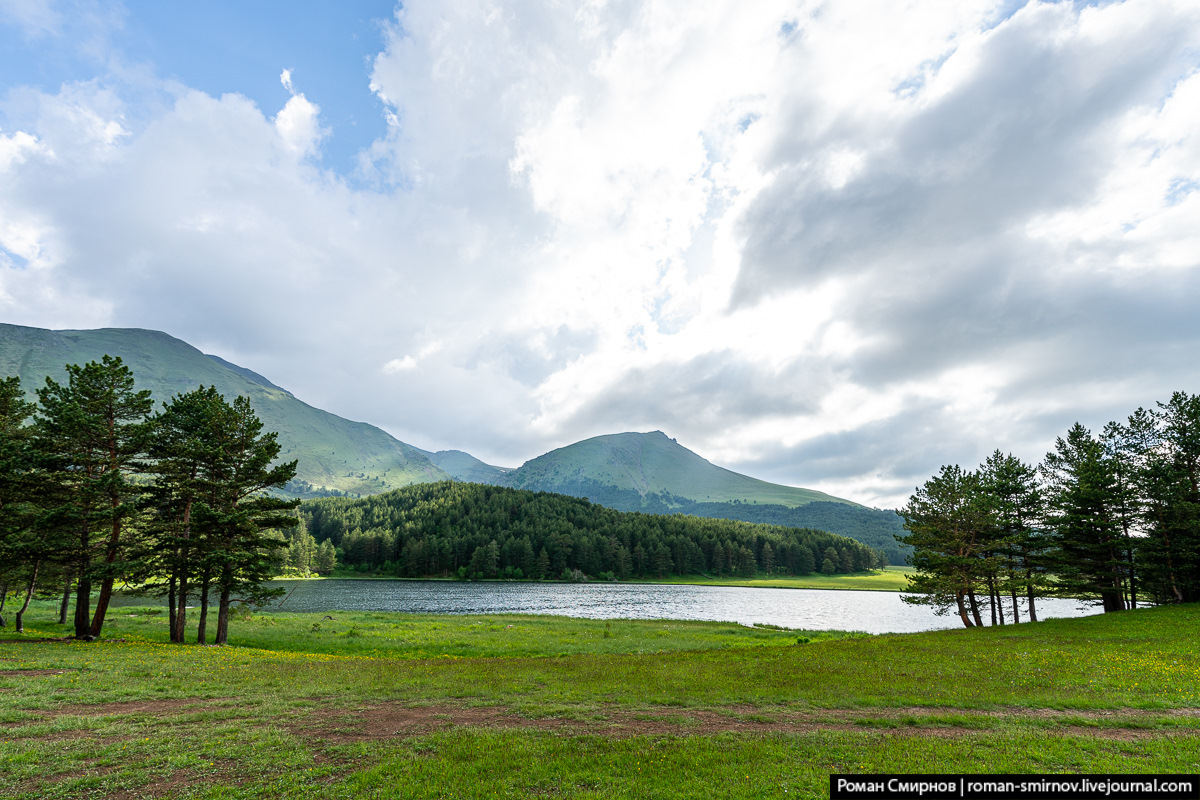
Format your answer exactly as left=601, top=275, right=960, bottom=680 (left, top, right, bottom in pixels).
left=322, top=566, right=914, bottom=592
left=1, top=600, right=1197, bottom=798
left=631, top=565, right=913, bottom=592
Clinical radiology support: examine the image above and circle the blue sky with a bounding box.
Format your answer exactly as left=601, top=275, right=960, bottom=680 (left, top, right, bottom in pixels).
left=1, top=0, right=1199, bottom=506
left=0, top=0, right=395, bottom=174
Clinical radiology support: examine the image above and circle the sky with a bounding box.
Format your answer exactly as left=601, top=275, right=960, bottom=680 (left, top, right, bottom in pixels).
left=1, top=0, right=1198, bottom=508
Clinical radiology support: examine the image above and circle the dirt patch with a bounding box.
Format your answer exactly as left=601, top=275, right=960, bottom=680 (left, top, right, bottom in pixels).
left=284, top=703, right=1200, bottom=744
left=19, top=697, right=1199, bottom=743
left=0, top=668, right=75, bottom=676
left=0, top=637, right=128, bottom=644
left=38, top=697, right=237, bottom=718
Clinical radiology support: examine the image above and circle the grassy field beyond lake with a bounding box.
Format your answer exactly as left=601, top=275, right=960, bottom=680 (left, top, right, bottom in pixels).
left=320, top=565, right=915, bottom=592
left=626, top=564, right=912, bottom=591
left=1, top=601, right=1197, bottom=798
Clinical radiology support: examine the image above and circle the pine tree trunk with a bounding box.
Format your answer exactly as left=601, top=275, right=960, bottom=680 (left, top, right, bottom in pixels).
left=167, top=575, right=178, bottom=643
left=15, top=559, right=39, bottom=633
left=172, top=500, right=193, bottom=644
left=215, top=561, right=233, bottom=645
left=988, top=579, right=998, bottom=626
left=955, top=591, right=974, bottom=628
left=58, top=575, right=72, bottom=625
left=1010, top=586, right=1020, bottom=624
left=967, top=588, right=984, bottom=628
left=89, top=574, right=116, bottom=638
left=88, top=513, right=125, bottom=638
left=75, top=531, right=92, bottom=639
left=0, top=578, right=8, bottom=628
left=1125, top=541, right=1138, bottom=609
left=197, top=574, right=210, bottom=645
left=174, top=581, right=188, bottom=644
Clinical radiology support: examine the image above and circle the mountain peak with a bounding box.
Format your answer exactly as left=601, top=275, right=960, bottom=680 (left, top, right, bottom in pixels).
left=507, top=429, right=851, bottom=508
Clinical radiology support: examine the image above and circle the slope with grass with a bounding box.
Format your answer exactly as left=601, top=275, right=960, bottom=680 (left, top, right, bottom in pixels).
left=417, top=448, right=515, bottom=483
left=498, top=431, right=909, bottom=561
left=0, top=323, right=449, bottom=497
left=504, top=430, right=852, bottom=508
left=0, top=602, right=1196, bottom=798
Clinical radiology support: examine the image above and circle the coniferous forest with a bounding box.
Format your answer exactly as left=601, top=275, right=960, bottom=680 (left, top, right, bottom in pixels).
left=513, top=478, right=907, bottom=565
left=299, top=482, right=885, bottom=581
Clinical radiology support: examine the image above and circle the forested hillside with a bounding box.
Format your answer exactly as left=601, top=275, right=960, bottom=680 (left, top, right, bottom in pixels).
left=300, top=482, right=885, bottom=580
left=530, top=479, right=906, bottom=564
left=0, top=324, right=449, bottom=497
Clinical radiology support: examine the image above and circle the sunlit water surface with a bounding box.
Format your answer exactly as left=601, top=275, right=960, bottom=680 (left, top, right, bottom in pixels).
left=261, top=580, right=1099, bottom=634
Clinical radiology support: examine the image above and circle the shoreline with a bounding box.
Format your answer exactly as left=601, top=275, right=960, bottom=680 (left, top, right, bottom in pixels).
left=275, top=565, right=915, bottom=593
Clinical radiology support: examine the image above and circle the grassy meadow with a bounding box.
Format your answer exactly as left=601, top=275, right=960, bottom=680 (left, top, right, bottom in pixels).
left=624, top=565, right=913, bottom=592
left=322, top=566, right=914, bottom=592
left=1, top=599, right=1198, bottom=799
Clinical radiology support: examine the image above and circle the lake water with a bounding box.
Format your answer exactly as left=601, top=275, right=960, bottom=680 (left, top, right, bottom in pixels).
left=263, top=580, right=1100, bottom=635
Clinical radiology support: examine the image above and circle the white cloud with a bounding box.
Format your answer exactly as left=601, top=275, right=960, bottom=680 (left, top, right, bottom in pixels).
left=2, top=0, right=1199, bottom=506
left=383, top=355, right=417, bottom=373
left=0, top=129, right=44, bottom=172
left=274, top=93, right=323, bottom=157
left=0, top=0, right=65, bottom=38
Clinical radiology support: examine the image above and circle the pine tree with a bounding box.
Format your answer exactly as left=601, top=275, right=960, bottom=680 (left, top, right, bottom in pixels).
left=205, top=396, right=298, bottom=645
left=0, top=377, right=42, bottom=632
left=34, top=357, right=153, bottom=639
left=896, top=465, right=990, bottom=627
left=979, top=451, right=1047, bottom=623
left=144, top=386, right=228, bottom=643
left=1042, top=423, right=1126, bottom=613
left=314, top=539, right=337, bottom=575
left=1136, top=393, right=1200, bottom=603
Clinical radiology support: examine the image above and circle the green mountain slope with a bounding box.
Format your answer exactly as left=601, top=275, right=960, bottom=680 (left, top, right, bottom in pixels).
left=417, top=448, right=514, bottom=484
left=497, top=431, right=907, bottom=562
left=0, top=324, right=449, bottom=497
left=503, top=430, right=853, bottom=507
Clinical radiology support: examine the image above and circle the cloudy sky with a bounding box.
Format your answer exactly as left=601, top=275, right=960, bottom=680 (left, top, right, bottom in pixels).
left=2, top=0, right=1198, bottom=507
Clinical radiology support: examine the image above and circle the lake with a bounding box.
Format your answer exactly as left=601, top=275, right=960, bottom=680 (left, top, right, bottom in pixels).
left=263, top=579, right=1100, bottom=635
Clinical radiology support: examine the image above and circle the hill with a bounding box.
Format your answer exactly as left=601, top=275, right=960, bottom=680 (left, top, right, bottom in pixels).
left=416, top=448, right=514, bottom=484
left=502, top=431, right=851, bottom=507
left=301, top=481, right=885, bottom=579
left=0, top=323, right=449, bottom=497
left=496, top=431, right=907, bottom=563
left=1, top=324, right=906, bottom=558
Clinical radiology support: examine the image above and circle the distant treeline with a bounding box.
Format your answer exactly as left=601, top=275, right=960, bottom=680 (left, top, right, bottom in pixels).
left=520, top=478, right=907, bottom=564
left=298, top=481, right=886, bottom=580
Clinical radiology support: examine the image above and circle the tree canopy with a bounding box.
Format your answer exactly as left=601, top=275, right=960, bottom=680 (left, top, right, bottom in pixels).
left=0, top=359, right=297, bottom=643
left=898, top=391, right=1200, bottom=625
left=300, top=481, right=885, bottom=581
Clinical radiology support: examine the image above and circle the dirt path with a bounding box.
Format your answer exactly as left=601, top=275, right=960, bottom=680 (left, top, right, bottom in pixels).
left=26, top=697, right=1200, bottom=742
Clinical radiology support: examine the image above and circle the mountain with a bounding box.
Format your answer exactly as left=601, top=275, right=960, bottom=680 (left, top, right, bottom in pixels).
left=1, top=324, right=905, bottom=559
left=503, top=430, right=851, bottom=507
left=497, top=431, right=907, bottom=563
left=0, top=324, right=449, bottom=497
left=417, top=448, right=514, bottom=484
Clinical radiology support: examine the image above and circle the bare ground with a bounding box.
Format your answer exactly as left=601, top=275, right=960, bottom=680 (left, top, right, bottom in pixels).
left=20, top=695, right=1200, bottom=742
left=6, top=697, right=1198, bottom=799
